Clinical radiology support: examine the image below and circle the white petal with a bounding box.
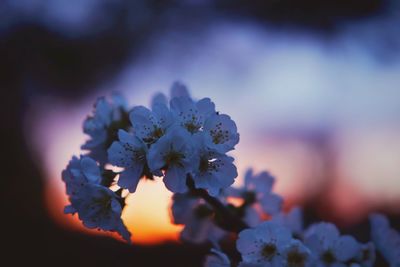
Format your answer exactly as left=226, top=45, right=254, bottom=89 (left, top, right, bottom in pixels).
left=80, top=156, right=101, bottom=184
left=170, top=81, right=190, bottom=98
left=118, top=165, right=144, bottom=193
left=163, top=167, right=188, bottom=193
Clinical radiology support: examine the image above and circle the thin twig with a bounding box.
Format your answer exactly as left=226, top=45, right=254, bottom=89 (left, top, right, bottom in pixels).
left=186, top=175, right=248, bottom=233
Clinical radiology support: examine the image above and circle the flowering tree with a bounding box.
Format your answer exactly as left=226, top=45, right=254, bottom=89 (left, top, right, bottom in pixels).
left=62, top=82, right=400, bottom=267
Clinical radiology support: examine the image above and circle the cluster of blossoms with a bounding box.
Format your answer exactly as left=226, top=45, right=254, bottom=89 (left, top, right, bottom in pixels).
left=62, top=83, right=400, bottom=266
left=189, top=170, right=377, bottom=267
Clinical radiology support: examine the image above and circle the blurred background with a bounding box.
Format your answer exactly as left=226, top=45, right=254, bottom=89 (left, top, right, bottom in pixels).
left=2, top=0, right=400, bottom=266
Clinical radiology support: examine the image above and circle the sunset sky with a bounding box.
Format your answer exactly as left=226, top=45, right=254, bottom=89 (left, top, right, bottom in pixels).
left=26, top=21, right=400, bottom=244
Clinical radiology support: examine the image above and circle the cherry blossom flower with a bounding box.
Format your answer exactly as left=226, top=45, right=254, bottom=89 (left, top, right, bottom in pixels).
left=170, top=96, right=215, bottom=134
left=203, top=113, right=239, bottom=153
left=282, top=239, right=314, bottom=267
left=171, top=193, right=225, bottom=244
left=148, top=127, right=196, bottom=193
left=237, top=221, right=292, bottom=266
left=192, top=134, right=238, bottom=196
left=62, top=155, right=102, bottom=197
left=370, top=213, right=400, bottom=267
left=129, top=102, right=173, bottom=145
left=62, top=155, right=131, bottom=241
left=304, top=222, right=361, bottom=267
left=107, top=129, right=147, bottom=193
left=82, top=93, right=129, bottom=164
left=226, top=169, right=283, bottom=222
left=65, top=183, right=131, bottom=242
